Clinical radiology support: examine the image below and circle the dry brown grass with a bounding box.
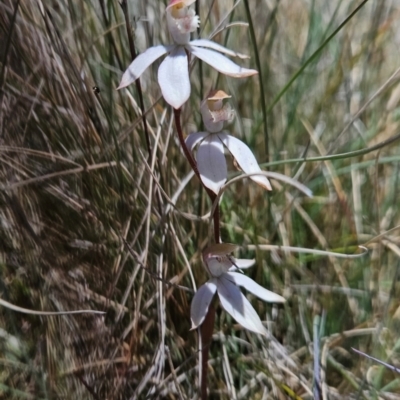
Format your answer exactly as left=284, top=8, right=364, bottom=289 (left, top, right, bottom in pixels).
left=1, top=0, right=400, bottom=398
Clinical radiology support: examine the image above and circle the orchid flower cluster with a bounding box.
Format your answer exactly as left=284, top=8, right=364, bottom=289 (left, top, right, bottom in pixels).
left=118, top=0, right=284, bottom=337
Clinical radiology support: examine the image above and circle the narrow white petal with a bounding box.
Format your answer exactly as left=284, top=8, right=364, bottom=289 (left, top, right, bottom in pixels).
left=217, top=276, right=267, bottom=335
left=185, top=132, right=207, bottom=152
left=197, top=135, right=227, bottom=194
left=226, top=272, right=285, bottom=303
left=188, top=45, right=258, bottom=78
left=219, top=132, right=272, bottom=191
left=229, top=258, right=256, bottom=270
left=118, top=45, right=170, bottom=89
left=190, top=39, right=249, bottom=59
left=190, top=280, right=217, bottom=329
left=158, top=46, right=190, bottom=108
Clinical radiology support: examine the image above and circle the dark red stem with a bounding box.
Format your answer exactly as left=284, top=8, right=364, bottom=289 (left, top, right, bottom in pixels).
left=200, top=303, right=215, bottom=400
left=173, top=108, right=220, bottom=243
left=173, top=108, right=220, bottom=400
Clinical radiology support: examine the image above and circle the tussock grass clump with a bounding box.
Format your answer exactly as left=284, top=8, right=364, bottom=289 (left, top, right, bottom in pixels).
left=1, top=0, right=400, bottom=398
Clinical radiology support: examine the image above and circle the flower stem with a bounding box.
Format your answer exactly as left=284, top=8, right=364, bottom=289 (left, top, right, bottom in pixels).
left=200, top=303, right=215, bottom=400
left=173, top=108, right=220, bottom=399
left=173, top=108, right=220, bottom=243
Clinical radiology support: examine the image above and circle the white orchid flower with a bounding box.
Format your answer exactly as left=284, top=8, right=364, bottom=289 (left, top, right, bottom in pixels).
left=186, top=90, right=272, bottom=194
left=117, top=0, right=258, bottom=109
left=190, top=243, right=285, bottom=336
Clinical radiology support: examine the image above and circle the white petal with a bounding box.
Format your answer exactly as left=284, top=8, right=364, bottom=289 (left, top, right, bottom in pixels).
left=187, top=45, right=258, bottom=78
left=225, top=272, right=285, bottom=303
left=197, top=135, right=227, bottom=194
left=219, top=132, right=272, bottom=191
left=190, top=280, right=217, bottom=329
left=229, top=258, right=256, bottom=270
left=158, top=46, right=190, bottom=108
left=190, top=39, right=249, bottom=59
left=185, top=132, right=207, bottom=152
left=217, top=276, right=267, bottom=335
left=118, top=45, right=170, bottom=89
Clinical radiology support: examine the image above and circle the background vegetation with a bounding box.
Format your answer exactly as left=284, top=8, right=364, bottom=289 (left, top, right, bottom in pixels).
left=1, top=0, right=400, bottom=398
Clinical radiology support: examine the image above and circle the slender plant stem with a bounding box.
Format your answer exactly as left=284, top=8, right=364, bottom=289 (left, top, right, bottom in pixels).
left=173, top=108, right=220, bottom=243
left=173, top=109, right=200, bottom=175
left=182, top=38, right=219, bottom=395
left=262, top=129, right=400, bottom=168
left=173, top=108, right=220, bottom=400
left=267, top=0, right=370, bottom=113
left=243, top=0, right=269, bottom=161
left=313, top=313, right=322, bottom=400
left=120, top=0, right=152, bottom=158
left=98, top=0, right=123, bottom=69
left=0, top=0, right=20, bottom=111
left=200, top=303, right=215, bottom=400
